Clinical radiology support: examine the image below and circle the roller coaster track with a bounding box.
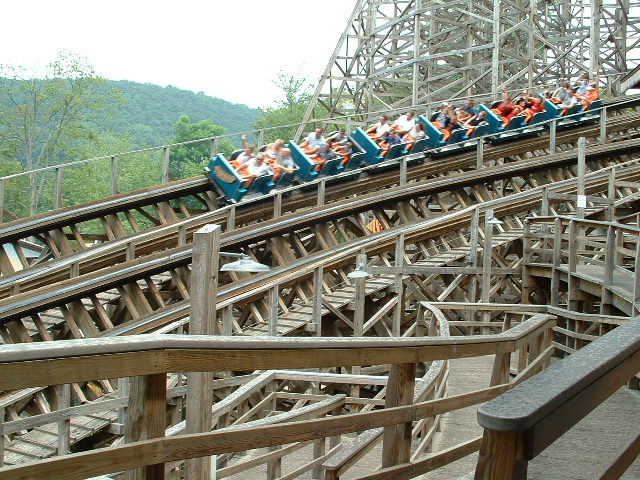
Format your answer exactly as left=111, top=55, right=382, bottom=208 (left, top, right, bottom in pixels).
left=2, top=98, right=639, bottom=280
left=2, top=102, right=640, bottom=471
left=2, top=135, right=640, bottom=341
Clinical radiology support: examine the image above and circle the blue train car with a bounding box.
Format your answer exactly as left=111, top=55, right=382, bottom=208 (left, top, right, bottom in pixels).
left=205, top=154, right=276, bottom=202
left=351, top=128, right=384, bottom=165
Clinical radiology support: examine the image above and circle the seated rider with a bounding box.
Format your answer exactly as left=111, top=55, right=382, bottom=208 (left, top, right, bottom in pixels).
left=299, top=127, right=326, bottom=156
left=365, top=115, right=391, bottom=141
left=379, top=130, right=402, bottom=152
left=265, top=139, right=285, bottom=159
left=461, top=98, right=477, bottom=116
left=403, top=122, right=426, bottom=142
left=315, top=142, right=339, bottom=168
left=231, top=134, right=255, bottom=170
left=271, top=148, right=296, bottom=178
left=334, top=141, right=354, bottom=165
left=391, top=111, right=416, bottom=136
left=327, top=129, right=349, bottom=146
left=237, top=153, right=273, bottom=180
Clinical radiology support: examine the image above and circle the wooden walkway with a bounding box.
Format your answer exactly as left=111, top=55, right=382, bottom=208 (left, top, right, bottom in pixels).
left=242, top=229, right=525, bottom=337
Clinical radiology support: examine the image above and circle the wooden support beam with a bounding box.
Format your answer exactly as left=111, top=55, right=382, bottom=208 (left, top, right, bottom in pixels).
left=124, top=374, right=167, bottom=480
left=382, top=362, right=416, bottom=468
left=185, top=224, right=220, bottom=479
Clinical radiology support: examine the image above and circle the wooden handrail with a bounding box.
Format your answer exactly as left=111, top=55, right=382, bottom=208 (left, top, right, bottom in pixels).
left=0, top=314, right=554, bottom=480
left=474, top=319, right=640, bottom=479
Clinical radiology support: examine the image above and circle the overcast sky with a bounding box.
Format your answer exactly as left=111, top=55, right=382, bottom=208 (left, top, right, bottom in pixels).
left=0, top=0, right=356, bottom=108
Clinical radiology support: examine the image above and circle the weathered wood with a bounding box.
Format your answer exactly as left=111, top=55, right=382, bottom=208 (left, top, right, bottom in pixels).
left=474, top=430, right=527, bottom=480
left=124, top=374, right=166, bottom=480
left=382, top=363, right=416, bottom=468
left=185, top=224, right=220, bottom=480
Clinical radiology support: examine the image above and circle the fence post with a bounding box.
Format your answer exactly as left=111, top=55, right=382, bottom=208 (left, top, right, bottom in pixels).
left=549, top=118, right=557, bottom=154
left=211, top=137, right=218, bottom=157
left=400, top=157, right=407, bottom=185
left=110, top=156, right=119, bottom=196
left=382, top=363, right=416, bottom=468
left=185, top=224, right=221, bottom=479
left=55, top=166, right=63, bottom=209
left=163, top=147, right=171, bottom=184
left=0, top=179, right=5, bottom=224
left=124, top=373, right=167, bottom=480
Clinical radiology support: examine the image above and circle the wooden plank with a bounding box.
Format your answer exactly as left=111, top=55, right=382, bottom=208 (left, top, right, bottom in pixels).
left=382, top=363, right=416, bottom=468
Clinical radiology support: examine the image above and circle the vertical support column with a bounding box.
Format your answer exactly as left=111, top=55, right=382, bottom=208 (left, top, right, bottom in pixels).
left=185, top=224, right=221, bottom=480
left=222, top=304, right=234, bottom=336
left=577, top=137, right=586, bottom=219
left=393, top=233, right=405, bottom=337
left=568, top=220, right=579, bottom=312
left=313, top=266, right=323, bottom=336
left=382, top=363, right=416, bottom=468
left=607, top=166, right=616, bottom=222
left=475, top=430, right=528, bottom=479
left=0, top=406, right=4, bottom=467
left=111, top=155, right=119, bottom=196
left=590, top=0, right=602, bottom=75
left=57, top=384, right=71, bottom=455
left=354, top=253, right=366, bottom=338
left=163, top=147, right=171, bottom=184
left=268, top=284, right=279, bottom=336
left=468, top=207, right=480, bottom=306
left=600, top=226, right=615, bottom=314
left=521, top=220, right=531, bottom=304
left=318, top=178, right=326, bottom=207
left=550, top=218, right=563, bottom=307
left=476, top=138, right=484, bottom=170
left=481, top=210, right=495, bottom=333
left=412, top=0, right=422, bottom=106
left=55, top=166, right=63, bottom=210
left=633, top=239, right=640, bottom=317
left=599, top=105, right=607, bottom=144
left=399, top=158, right=407, bottom=186
left=118, top=376, right=130, bottom=435
left=274, top=192, right=282, bottom=218
left=491, top=0, right=500, bottom=94
left=227, top=204, right=236, bottom=232
left=124, top=373, right=167, bottom=480
left=549, top=119, right=557, bottom=155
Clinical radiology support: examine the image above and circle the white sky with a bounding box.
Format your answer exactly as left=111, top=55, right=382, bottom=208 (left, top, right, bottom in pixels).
left=0, top=0, right=357, bottom=108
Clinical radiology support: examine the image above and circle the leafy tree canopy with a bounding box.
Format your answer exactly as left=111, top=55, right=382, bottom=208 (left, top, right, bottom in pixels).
left=168, top=115, right=235, bottom=178
left=253, top=72, right=313, bottom=143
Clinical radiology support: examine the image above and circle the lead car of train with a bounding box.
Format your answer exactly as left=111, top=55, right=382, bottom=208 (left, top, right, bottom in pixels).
left=206, top=97, right=602, bottom=203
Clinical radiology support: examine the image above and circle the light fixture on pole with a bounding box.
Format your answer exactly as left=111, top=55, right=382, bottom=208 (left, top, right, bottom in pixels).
left=347, top=262, right=369, bottom=279
left=487, top=216, right=503, bottom=225
left=220, top=253, right=271, bottom=272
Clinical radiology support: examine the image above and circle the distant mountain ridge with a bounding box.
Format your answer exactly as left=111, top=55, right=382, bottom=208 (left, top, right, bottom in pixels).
left=95, top=80, right=259, bottom=147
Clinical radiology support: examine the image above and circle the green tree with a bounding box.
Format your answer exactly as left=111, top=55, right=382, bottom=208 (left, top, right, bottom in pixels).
left=253, top=72, right=313, bottom=143
left=0, top=52, right=121, bottom=214
left=168, top=115, right=235, bottom=179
